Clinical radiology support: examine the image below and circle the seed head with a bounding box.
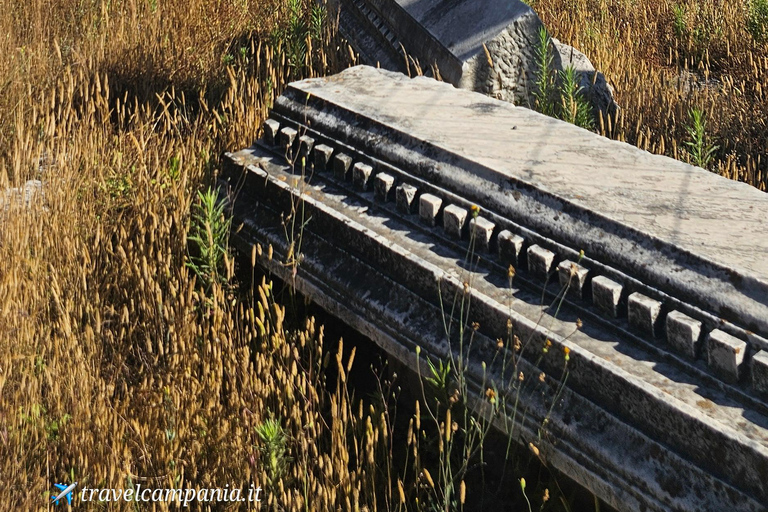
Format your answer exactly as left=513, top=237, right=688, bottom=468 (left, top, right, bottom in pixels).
left=422, top=469, right=435, bottom=488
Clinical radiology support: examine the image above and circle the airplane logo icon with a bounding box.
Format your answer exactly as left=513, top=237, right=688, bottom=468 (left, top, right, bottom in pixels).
left=51, top=482, right=77, bottom=506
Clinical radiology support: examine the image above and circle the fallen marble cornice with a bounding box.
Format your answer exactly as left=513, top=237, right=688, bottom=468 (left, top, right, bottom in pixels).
left=331, top=0, right=616, bottom=112
left=220, top=66, right=768, bottom=512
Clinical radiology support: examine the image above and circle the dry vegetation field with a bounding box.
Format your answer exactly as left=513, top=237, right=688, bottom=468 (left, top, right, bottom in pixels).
left=0, top=0, right=390, bottom=509
left=533, top=0, right=768, bottom=190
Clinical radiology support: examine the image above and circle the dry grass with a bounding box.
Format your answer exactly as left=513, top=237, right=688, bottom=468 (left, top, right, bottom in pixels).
left=533, top=0, right=768, bottom=190
left=0, top=1, right=397, bottom=510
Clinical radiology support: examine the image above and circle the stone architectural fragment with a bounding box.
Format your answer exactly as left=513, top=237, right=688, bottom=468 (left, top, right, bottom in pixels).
left=469, top=216, right=495, bottom=251
left=279, top=126, right=297, bottom=151
left=314, top=144, right=334, bottom=172
left=1, top=180, right=45, bottom=212
left=263, top=119, right=280, bottom=145
left=527, top=244, right=555, bottom=277
left=707, top=330, right=747, bottom=383
left=666, top=311, right=702, bottom=359
left=396, top=183, right=418, bottom=213
left=299, top=135, right=315, bottom=159
left=352, top=162, right=374, bottom=190
left=374, top=173, right=395, bottom=202
left=498, top=230, right=524, bottom=268
left=753, top=351, right=768, bottom=397
left=443, top=204, right=468, bottom=239
left=334, top=0, right=615, bottom=113
left=558, top=260, right=589, bottom=298
left=419, top=193, right=442, bottom=226
left=628, top=292, right=663, bottom=336
left=333, top=153, right=353, bottom=181
left=221, top=67, right=768, bottom=512
left=592, top=276, right=623, bottom=318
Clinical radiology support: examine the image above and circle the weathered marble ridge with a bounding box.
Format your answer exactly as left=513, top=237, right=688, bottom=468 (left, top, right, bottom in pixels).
left=221, top=66, right=768, bottom=512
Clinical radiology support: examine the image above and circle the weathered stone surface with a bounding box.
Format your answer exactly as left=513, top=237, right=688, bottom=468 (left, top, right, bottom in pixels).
left=443, top=204, right=467, bottom=238
left=313, top=144, right=334, bottom=172
left=498, top=230, right=524, bottom=268
left=299, top=135, right=315, bottom=159
left=374, top=172, right=396, bottom=202
left=396, top=183, right=418, bottom=213
left=527, top=244, right=555, bottom=277
left=335, top=0, right=615, bottom=112
left=666, top=311, right=702, bottom=359
left=223, top=67, right=768, bottom=512
left=469, top=216, right=495, bottom=251
left=551, top=38, right=615, bottom=117
left=333, top=153, right=353, bottom=181
left=592, top=276, right=623, bottom=319
left=279, top=126, right=297, bottom=151
left=419, top=193, right=442, bottom=226
left=753, top=351, right=768, bottom=397
left=628, top=292, right=662, bottom=336
left=283, top=67, right=768, bottom=342
left=558, top=260, right=589, bottom=298
left=352, top=162, right=374, bottom=190
left=224, top=141, right=768, bottom=512
left=263, top=119, right=280, bottom=145
left=707, top=330, right=747, bottom=383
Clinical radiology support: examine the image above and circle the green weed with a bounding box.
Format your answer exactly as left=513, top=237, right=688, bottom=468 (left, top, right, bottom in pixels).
left=534, top=29, right=595, bottom=129
left=533, top=26, right=556, bottom=117
left=747, top=0, right=768, bottom=44
left=186, top=187, right=232, bottom=292
left=672, top=4, right=687, bottom=40
left=559, top=66, right=595, bottom=130
left=255, top=417, right=291, bottom=486
left=683, top=108, right=719, bottom=169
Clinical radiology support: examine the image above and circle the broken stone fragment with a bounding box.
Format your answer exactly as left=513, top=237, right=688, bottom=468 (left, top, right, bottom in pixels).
left=336, top=0, right=616, bottom=116
left=1, top=180, right=45, bottom=212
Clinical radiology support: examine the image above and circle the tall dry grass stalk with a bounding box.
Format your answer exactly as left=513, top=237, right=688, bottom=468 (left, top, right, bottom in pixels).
left=0, top=1, right=395, bottom=510
left=534, top=0, right=768, bottom=190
